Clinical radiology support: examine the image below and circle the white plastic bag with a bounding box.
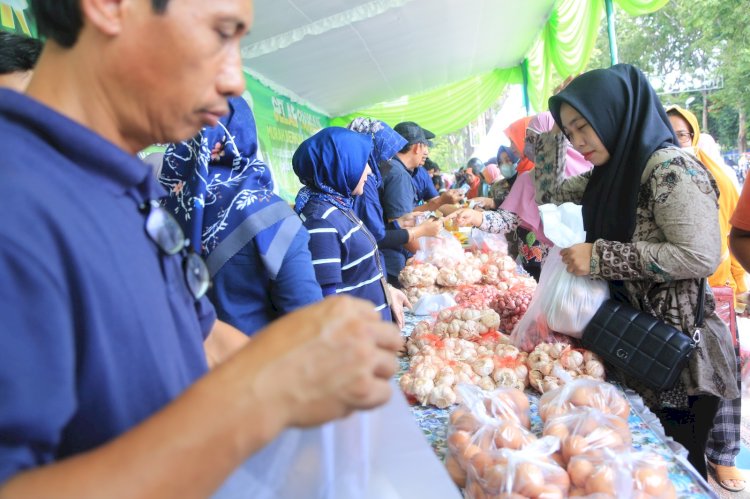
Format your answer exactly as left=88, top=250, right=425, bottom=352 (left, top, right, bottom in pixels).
left=511, top=204, right=608, bottom=345
left=214, top=383, right=461, bottom=499
left=412, top=292, right=457, bottom=316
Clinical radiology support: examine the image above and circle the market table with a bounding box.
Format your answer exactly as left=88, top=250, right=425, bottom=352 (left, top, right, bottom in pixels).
left=399, top=312, right=718, bottom=499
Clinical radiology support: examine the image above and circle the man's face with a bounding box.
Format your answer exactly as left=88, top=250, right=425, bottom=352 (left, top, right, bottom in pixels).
left=418, top=142, right=429, bottom=166
left=111, top=0, right=253, bottom=149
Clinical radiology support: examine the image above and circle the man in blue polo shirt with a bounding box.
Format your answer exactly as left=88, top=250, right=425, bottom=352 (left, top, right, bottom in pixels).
left=0, top=1, right=401, bottom=497
left=379, top=121, right=463, bottom=283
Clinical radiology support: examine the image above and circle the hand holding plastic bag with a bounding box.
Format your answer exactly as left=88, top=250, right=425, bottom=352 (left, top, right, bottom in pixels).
left=511, top=204, right=609, bottom=347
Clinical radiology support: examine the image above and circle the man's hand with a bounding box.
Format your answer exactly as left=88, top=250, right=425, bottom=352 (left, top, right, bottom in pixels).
left=560, top=243, right=594, bottom=276
left=396, top=212, right=419, bottom=228
left=413, top=218, right=443, bottom=238
left=388, top=285, right=411, bottom=330
left=242, top=296, right=402, bottom=429
left=447, top=208, right=483, bottom=228
left=440, top=189, right=464, bottom=205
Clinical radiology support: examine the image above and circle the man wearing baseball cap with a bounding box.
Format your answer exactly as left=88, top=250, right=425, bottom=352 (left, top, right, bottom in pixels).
left=379, top=121, right=463, bottom=284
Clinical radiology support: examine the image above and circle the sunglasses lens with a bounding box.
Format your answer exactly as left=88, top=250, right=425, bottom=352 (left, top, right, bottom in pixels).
left=184, top=251, right=210, bottom=300
left=146, top=205, right=185, bottom=255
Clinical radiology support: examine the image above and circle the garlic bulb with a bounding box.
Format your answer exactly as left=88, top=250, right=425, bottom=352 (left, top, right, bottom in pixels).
left=412, top=377, right=435, bottom=405
left=492, top=367, right=518, bottom=387
left=477, top=376, right=496, bottom=391
left=399, top=373, right=414, bottom=393
left=472, top=357, right=494, bottom=377
left=527, top=351, right=551, bottom=371
left=585, top=360, right=605, bottom=379
left=429, top=384, right=457, bottom=408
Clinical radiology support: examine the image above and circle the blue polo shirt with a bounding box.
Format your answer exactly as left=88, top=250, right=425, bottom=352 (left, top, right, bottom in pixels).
left=411, top=166, right=438, bottom=205
left=379, top=157, right=416, bottom=220
left=0, top=90, right=215, bottom=484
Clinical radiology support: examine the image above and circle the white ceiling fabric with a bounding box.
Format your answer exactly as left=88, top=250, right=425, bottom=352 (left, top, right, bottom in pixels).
left=243, top=0, right=557, bottom=117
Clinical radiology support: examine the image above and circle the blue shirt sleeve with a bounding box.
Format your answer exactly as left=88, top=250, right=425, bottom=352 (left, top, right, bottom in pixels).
left=0, top=239, right=76, bottom=484
left=413, top=167, right=438, bottom=203
left=270, top=226, right=323, bottom=312
left=304, top=218, right=343, bottom=287
left=353, top=176, right=386, bottom=242
left=381, top=166, right=415, bottom=221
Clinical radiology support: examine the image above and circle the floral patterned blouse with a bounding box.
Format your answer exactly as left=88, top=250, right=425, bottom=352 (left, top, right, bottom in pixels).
left=533, top=132, right=739, bottom=409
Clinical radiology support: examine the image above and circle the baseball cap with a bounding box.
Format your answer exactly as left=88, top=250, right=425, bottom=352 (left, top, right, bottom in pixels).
left=394, top=121, right=434, bottom=147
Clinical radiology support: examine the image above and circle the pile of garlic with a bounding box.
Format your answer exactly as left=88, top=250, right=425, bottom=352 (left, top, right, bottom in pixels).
left=400, top=308, right=531, bottom=408
left=526, top=343, right=606, bottom=394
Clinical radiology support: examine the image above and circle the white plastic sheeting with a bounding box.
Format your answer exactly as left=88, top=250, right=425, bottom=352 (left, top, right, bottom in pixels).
left=243, top=0, right=556, bottom=116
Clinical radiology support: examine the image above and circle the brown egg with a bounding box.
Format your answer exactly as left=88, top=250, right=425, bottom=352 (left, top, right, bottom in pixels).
left=451, top=412, right=480, bottom=433
left=449, top=407, right=468, bottom=425
left=445, top=454, right=466, bottom=488
left=614, top=397, right=631, bottom=419
left=544, top=422, right=570, bottom=441
left=466, top=481, right=487, bottom=499
left=505, top=387, right=531, bottom=413
left=635, top=467, right=669, bottom=496
left=577, top=415, right=599, bottom=435
left=585, top=465, right=615, bottom=495
left=495, top=423, right=524, bottom=449
left=562, top=435, right=589, bottom=463
left=569, top=487, right=587, bottom=497
left=568, top=458, right=594, bottom=488
left=535, top=484, right=565, bottom=499
left=550, top=451, right=565, bottom=467
left=484, top=463, right=507, bottom=490
left=569, top=386, right=593, bottom=407
left=462, top=443, right=482, bottom=462
left=447, top=430, right=471, bottom=452
left=546, top=468, right=571, bottom=491
left=470, top=450, right=493, bottom=477
left=514, top=462, right=545, bottom=497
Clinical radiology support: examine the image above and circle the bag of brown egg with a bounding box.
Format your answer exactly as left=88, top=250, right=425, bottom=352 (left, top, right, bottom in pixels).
left=464, top=436, right=571, bottom=499
left=567, top=449, right=677, bottom=498
left=445, top=385, right=531, bottom=488
left=542, top=406, right=632, bottom=466
left=538, top=378, right=630, bottom=423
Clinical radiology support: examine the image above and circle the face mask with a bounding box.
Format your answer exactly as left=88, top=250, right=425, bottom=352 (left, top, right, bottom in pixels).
left=500, top=162, right=517, bottom=179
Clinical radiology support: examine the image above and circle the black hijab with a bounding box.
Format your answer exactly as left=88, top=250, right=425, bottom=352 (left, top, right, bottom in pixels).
left=548, top=64, right=678, bottom=243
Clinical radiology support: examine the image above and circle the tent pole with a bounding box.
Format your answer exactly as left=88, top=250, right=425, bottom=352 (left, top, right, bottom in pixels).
left=605, top=0, right=619, bottom=65
left=521, top=58, right=531, bottom=115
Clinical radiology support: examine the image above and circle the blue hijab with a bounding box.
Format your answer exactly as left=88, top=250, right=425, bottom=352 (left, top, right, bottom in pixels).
left=160, top=97, right=300, bottom=278
left=496, top=145, right=519, bottom=165
left=293, top=127, right=373, bottom=213
left=346, top=117, right=407, bottom=185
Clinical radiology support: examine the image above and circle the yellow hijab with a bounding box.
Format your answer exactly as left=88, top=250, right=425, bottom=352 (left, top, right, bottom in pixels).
left=667, top=105, right=746, bottom=298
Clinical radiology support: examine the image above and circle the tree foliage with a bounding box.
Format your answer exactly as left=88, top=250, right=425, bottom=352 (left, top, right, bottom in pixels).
left=586, top=0, right=749, bottom=152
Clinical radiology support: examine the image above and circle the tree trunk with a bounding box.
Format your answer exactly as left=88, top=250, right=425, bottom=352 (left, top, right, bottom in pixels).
left=702, top=91, right=709, bottom=133
left=739, top=107, right=747, bottom=154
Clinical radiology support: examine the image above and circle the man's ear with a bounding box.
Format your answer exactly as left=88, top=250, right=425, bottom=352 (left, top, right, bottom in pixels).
left=80, top=0, right=126, bottom=36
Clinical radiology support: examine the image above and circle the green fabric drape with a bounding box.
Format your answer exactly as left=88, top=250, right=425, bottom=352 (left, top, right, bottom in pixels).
left=330, top=67, right=523, bottom=136
left=330, top=0, right=667, bottom=134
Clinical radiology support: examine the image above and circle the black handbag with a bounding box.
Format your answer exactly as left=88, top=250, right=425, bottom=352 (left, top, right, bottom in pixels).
left=581, top=279, right=705, bottom=391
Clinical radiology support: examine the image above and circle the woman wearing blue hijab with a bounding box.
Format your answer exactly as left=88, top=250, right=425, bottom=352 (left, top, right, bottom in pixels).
left=160, top=97, right=322, bottom=335
left=293, top=127, right=399, bottom=324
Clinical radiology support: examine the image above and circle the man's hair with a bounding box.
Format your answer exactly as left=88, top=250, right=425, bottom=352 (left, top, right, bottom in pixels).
left=30, top=0, right=170, bottom=48
left=423, top=157, right=439, bottom=172
left=0, top=32, right=43, bottom=74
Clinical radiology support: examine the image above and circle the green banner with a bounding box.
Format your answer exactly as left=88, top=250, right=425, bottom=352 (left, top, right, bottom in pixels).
left=244, top=74, right=330, bottom=203
left=0, top=1, right=36, bottom=37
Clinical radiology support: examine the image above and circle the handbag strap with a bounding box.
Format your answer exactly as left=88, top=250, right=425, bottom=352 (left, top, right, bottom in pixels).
left=694, top=277, right=707, bottom=328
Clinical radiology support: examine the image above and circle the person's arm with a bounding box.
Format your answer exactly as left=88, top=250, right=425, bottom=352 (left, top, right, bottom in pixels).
left=269, top=227, right=324, bottom=311
left=533, top=132, right=590, bottom=205
left=563, top=156, right=722, bottom=282
left=730, top=227, right=750, bottom=274
left=415, top=189, right=464, bottom=212
left=0, top=297, right=401, bottom=499
left=448, top=208, right=519, bottom=235
left=204, top=320, right=249, bottom=368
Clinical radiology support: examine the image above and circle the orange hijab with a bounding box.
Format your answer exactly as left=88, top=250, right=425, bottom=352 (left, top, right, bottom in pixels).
left=504, top=116, right=534, bottom=174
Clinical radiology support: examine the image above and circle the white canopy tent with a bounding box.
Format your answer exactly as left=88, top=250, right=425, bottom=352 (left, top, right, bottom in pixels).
left=242, top=0, right=556, bottom=117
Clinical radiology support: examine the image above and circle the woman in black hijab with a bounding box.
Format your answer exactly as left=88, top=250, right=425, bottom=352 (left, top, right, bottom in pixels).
left=535, top=64, right=738, bottom=479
